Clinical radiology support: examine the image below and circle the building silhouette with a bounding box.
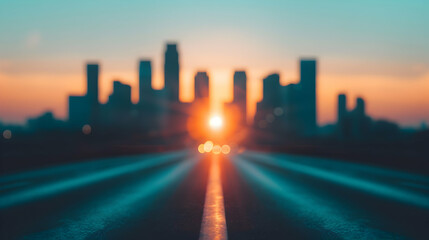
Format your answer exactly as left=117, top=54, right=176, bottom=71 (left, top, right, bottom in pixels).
left=105, top=81, right=132, bottom=128
left=338, top=94, right=347, bottom=123
left=194, top=72, right=209, bottom=100
left=254, top=59, right=318, bottom=140
left=61, top=42, right=410, bottom=146
left=164, top=43, right=180, bottom=102
left=68, top=95, right=89, bottom=128
left=299, top=59, right=317, bottom=136
left=226, top=71, right=247, bottom=125
left=27, top=112, right=64, bottom=132
left=162, top=43, right=190, bottom=138
left=68, top=63, right=100, bottom=130
left=108, top=81, right=132, bottom=109
left=139, top=60, right=153, bottom=105
left=137, top=59, right=167, bottom=133
left=336, top=94, right=371, bottom=140
left=254, top=73, right=282, bottom=131
left=86, top=63, right=100, bottom=126
left=281, top=83, right=299, bottom=135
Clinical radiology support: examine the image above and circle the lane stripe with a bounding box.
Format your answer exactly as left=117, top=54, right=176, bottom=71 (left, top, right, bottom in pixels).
left=199, top=156, right=228, bottom=240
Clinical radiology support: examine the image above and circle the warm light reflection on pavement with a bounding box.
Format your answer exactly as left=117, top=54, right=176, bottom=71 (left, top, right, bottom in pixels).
left=199, top=155, right=228, bottom=240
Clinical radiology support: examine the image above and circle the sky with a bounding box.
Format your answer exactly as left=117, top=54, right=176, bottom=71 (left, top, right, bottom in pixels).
left=0, top=0, right=428, bottom=127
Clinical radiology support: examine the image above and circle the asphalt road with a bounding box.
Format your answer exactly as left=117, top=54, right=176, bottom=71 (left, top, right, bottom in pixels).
left=0, top=150, right=428, bottom=240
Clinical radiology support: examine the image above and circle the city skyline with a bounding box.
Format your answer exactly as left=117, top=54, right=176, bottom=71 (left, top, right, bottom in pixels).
left=1, top=1, right=429, bottom=127
left=1, top=3, right=428, bottom=239
left=1, top=42, right=428, bottom=128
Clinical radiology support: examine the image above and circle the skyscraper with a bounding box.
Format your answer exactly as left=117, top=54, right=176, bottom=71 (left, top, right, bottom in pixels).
left=262, top=73, right=281, bottom=106
left=355, top=97, right=365, bottom=117
left=106, top=81, right=132, bottom=128
left=194, top=71, right=209, bottom=100
left=232, top=71, right=247, bottom=124
left=139, top=60, right=152, bottom=105
left=164, top=43, right=179, bottom=102
left=299, top=59, right=317, bottom=135
left=86, top=63, right=100, bottom=126
left=233, top=71, right=247, bottom=105
left=338, top=94, right=347, bottom=123
left=224, top=71, right=248, bottom=128
left=337, top=93, right=349, bottom=138
left=351, top=97, right=370, bottom=139
left=254, top=73, right=282, bottom=131
left=86, top=63, right=99, bottom=107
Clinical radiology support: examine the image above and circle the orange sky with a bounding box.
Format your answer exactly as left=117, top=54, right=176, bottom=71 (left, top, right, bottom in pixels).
left=1, top=67, right=428, bottom=127
left=1, top=0, right=429, bottom=128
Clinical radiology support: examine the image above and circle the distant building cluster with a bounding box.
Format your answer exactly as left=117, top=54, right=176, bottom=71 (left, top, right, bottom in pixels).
left=68, top=43, right=191, bottom=138
left=336, top=94, right=401, bottom=141
left=1, top=41, right=423, bottom=144
left=253, top=60, right=317, bottom=139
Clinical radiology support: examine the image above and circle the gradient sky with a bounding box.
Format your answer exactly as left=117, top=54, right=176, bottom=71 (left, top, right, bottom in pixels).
left=1, top=0, right=428, bottom=127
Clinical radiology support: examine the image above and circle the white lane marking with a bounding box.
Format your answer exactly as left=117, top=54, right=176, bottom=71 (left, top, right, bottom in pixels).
left=199, top=156, right=228, bottom=240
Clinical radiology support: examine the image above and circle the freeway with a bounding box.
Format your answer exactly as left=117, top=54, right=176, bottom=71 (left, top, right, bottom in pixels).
left=0, top=150, right=428, bottom=239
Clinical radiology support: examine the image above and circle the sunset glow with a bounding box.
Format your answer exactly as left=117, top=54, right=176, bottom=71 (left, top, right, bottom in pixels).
left=209, top=116, right=223, bottom=130
left=1, top=1, right=428, bottom=128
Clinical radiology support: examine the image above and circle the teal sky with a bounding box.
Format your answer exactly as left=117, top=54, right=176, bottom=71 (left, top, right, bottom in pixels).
left=1, top=0, right=428, bottom=126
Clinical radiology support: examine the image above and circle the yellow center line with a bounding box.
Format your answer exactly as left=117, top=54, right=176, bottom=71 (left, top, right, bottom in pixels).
left=199, top=156, right=228, bottom=240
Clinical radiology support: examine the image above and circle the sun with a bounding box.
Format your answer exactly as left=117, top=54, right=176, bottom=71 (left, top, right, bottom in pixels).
left=209, top=115, right=223, bottom=130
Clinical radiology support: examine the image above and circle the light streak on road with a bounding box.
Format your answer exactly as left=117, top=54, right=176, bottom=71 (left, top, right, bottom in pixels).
left=234, top=155, right=396, bottom=239
left=25, top=157, right=197, bottom=240
left=0, top=152, right=187, bottom=208
left=243, top=152, right=429, bottom=209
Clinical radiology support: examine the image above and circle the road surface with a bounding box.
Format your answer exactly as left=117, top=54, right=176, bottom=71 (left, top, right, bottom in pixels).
left=1, top=150, right=428, bottom=239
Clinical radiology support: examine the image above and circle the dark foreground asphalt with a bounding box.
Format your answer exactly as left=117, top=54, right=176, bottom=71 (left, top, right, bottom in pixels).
left=0, top=150, right=428, bottom=240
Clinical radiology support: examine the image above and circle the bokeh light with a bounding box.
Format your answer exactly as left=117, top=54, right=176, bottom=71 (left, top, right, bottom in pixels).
left=198, top=144, right=205, bottom=153
left=2, top=130, right=12, bottom=139
left=212, top=145, right=222, bottom=154
left=204, top=140, right=214, bottom=152
left=221, top=145, right=231, bottom=154
left=82, top=124, right=92, bottom=135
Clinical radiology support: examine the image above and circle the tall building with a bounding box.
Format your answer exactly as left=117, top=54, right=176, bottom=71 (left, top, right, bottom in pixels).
left=355, top=97, right=365, bottom=117
left=163, top=43, right=191, bottom=139
left=108, top=81, right=132, bottom=108
left=164, top=43, right=180, bottom=102
left=233, top=71, right=247, bottom=108
left=86, top=63, right=100, bottom=126
left=254, top=73, right=282, bottom=130
left=253, top=60, right=318, bottom=139
left=337, top=94, right=350, bottom=138
left=224, top=71, right=248, bottom=128
left=86, top=63, right=99, bottom=106
left=194, top=71, right=209, bottom=100
left=336, top=94, right=371, bottom=140
left=139, top=60, right=152, bottom=104
left=106, top=81, right=132, bottom=128
left=262, top=73, right=281, bottom=106
left=299, top=59, right=317, bottom=135
left=282, top=83, right=300, bottom=135
left=338, top=94, right=347, bottom=123
left=232, top=71, right=247, bottom=122
left=351, top=97, right=370, bottom=139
